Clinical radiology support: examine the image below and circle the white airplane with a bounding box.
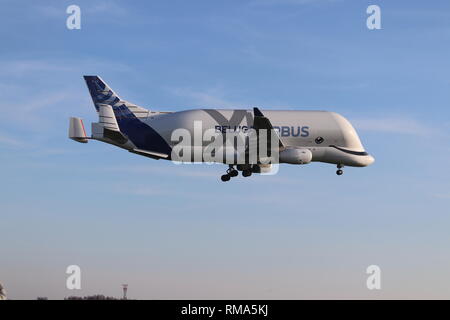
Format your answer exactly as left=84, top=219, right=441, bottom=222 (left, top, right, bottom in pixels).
left=69, top=76, right=374, bottom=181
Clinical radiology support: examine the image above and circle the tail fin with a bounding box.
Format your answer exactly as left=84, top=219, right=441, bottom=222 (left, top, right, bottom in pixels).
left=84, top=76, right=122, bottom=112
left=82, top=76, right=171, bottom=156
left=83, top=75, right=151, bottom=117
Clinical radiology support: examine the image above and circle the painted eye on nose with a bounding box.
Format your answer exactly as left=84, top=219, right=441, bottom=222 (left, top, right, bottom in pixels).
left=315, top=136, right=324, bottom=144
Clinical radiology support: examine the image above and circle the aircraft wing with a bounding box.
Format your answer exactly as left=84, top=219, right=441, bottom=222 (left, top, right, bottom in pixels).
left=252, top=107, right=285, bottom=149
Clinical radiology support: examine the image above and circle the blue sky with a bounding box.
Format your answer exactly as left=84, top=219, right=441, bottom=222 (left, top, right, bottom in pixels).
left=1, top=0, right=450, bottom=299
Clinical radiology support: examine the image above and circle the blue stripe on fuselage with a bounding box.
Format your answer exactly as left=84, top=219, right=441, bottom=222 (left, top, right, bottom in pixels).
left=113, top=104, right=172, bottom=156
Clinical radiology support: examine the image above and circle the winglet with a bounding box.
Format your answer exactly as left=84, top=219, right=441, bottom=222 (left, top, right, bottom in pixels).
left=83, top=76, right=122, bottom=112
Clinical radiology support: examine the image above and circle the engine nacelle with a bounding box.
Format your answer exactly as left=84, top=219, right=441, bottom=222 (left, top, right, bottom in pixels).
left=279, top=148, right=312, bottom=164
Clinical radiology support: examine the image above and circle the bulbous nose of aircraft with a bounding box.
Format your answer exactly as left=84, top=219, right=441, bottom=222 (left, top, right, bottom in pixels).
left=362, top=154, right=375, bottom=166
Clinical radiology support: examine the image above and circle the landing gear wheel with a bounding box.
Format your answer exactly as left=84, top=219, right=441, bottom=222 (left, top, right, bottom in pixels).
left=226, top=166, right=238, bottom=178
left=336, top=164, right=344, bottom=176
left=229, top=170, right=238, bottom=177
left=221, top=174, right=231, bottom=182
left=242, top=169, right=252, bottom=177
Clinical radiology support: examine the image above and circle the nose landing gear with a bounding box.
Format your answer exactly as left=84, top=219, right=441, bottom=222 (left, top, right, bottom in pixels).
left=336, top=164, right=344, bottom=176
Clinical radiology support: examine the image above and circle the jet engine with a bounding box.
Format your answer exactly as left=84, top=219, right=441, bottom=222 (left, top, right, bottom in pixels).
left=279, top=148, right=312, bottom=164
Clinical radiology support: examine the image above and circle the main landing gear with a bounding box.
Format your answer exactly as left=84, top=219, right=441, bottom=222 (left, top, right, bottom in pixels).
left=336, top=164, right=344, bottom=176
left=242, top=169, right=252, bottom=177
left=221, top=166, right=239, bottom=182
left=220, top=165, right=256, bottom=182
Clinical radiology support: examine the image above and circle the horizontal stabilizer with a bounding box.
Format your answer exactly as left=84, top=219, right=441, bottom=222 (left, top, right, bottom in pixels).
left=98, top=104, right=120, bottom=131
left=69, top=117, right=88, bottom=143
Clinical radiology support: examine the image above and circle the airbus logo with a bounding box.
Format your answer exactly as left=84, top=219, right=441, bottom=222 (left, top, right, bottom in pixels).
left=215, top=125, right=309, bottom=137
left=273, top=126, right=309, bottom=137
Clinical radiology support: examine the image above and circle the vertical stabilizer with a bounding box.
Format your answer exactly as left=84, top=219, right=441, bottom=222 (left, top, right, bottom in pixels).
left=83, top=75, right=150, bottom=118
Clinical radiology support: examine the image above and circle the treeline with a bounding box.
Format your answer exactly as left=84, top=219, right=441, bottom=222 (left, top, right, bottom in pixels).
left=64, top=295, right=121, bottom=300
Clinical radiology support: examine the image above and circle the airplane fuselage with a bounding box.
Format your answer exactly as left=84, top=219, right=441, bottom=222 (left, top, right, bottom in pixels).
left=139, top=109, right=374, bottom=167
left=70, top=76, right=374, bottom=180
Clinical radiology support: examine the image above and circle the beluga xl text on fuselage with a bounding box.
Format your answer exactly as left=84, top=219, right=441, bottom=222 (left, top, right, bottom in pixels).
left=69, top=76, right=374, bottom=181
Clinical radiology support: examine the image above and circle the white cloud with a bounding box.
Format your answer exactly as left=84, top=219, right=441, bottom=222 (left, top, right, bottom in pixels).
left=13, top=92, right=70, bottom=113
left=0, top=133, right=24, bottom=147
left=0, top=58, right=131, bottom=77
left=0, top=57, right=131, bottom=129
left=0, top=91, right=75, bottom=131
left=0, top=60, right=74, bottom=76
